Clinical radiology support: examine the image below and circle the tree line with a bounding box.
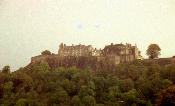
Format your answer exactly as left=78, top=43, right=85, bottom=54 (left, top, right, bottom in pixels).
left=0, top=43, right=174, bottom=106
left=0, top=59, right=175, bottom=106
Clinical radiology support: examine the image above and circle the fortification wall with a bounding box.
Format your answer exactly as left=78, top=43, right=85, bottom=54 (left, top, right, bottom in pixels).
left=26, top=42, right=175, bottom=71
left=29, top=54, right=175, bottom=71
left=143, top=57, right=175, bottom=66
left=29, top=55, right=124, bottom=71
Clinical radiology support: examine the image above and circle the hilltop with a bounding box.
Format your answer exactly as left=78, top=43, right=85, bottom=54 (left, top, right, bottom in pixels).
left=1, top=55, right=175, bottom=106
left=26, top=43, right=175, bottom=71
left=1, top=43, right=175, bottom=106
left=27, top=43, right=142, bottom=70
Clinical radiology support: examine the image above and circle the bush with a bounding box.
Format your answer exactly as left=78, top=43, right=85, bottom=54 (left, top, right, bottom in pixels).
left=41, top=50, right=51, bottom=55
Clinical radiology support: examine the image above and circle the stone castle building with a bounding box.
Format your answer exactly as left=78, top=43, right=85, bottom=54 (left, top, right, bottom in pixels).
left=58, top=43, right=101, bottom=56
left=58, top=43, right=142, bottom=64
left=103, top=43, right=142, bottom=64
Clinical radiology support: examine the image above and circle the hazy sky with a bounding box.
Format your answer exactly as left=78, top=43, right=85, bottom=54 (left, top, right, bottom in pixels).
left=0, top=0, right=175, bottom=70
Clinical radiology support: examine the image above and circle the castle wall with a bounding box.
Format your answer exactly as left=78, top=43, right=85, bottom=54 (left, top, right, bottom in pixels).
left=28, top=54, right=175, bottom=72
left=29, top=55, right=124, bottom=71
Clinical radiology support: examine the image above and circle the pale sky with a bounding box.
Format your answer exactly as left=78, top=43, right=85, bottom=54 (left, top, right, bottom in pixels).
left=0, top=0, right=175, bottom=70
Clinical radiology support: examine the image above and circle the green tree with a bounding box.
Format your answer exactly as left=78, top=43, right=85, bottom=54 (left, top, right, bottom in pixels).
left=120, top=78, right=134, bottom=92
left=2, top=65, right=10, bottom=73
left=3, top=81, right=13, bottom=98
left=82, top=96, right=96, bottom=106
left=146, top=44, right=161, bottom=59
left=146, top=100, right=152, bottom=106
left=50, top=88, right=69, bottom=105
left=78, top=86, right=95, bottom=98
left=123, top=89, right=138, bottom=104
left=31, top=62, right=50, bottom=73
left=71, top=96, right=82, bottom=106
left=12, top=71, right=33, bottom=93
left=61, top=79, right=76, bottom=96
left=41, top=50, right=51, bottom=55
left=15, top=98, right=27, bottom=106
left=107, top=86, right=121, bottom=105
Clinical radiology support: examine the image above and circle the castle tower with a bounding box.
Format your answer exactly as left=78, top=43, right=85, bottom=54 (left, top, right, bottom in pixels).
left=58, top=43, right=64, bottom=55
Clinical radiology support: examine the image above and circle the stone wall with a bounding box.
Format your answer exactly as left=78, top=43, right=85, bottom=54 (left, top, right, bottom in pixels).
left=27, top=55, right=175, bottom=72
left=29, top=55, right=128, bottom=71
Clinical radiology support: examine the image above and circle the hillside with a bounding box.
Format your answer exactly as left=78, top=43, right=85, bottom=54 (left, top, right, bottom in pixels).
left=0, top=57, right=175, bottom=106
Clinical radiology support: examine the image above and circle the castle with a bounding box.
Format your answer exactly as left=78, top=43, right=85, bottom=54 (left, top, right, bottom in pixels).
left=103, top=43, right=142, bottom=63
left=29, top=42, right=143, bottom=70
left=58, top=43, right=102, bottom=57
left=28, top=43, right=175, bottom=70
left=58, top=43, right=142, bottom=64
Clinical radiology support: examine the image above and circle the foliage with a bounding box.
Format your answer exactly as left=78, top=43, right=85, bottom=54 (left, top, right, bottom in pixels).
left=146, top=44, right=161, bottom=59
left=41, top=50, right=51, bottom=55
left=2, top=65, right=10, bottom=73
left=0, top=61, right=175, bottom=106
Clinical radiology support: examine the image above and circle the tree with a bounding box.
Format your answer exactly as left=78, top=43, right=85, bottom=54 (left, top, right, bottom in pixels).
left=71, top=96, right=82, bottom=106
left=78, top=86, right=95, bottom=98
left=82, top=96, right=96, bottom=106
left=41, top=50, right=51, bottom=55
left=155, top=84, right=175, bottom=106
left=50, top=88, right=69, bottom=105
left=123, top=89, right=138, bottom=104
left=146, top=44, right=161, bottom=59
left=2, top=65, right=10, bottom=73
left=31, top=62, right=50, bottom=73
left=3, top=81, right=13, bottom=97
left=15, top=98, right=27, bottom=106
left=119, top=78, right=134, bottom=92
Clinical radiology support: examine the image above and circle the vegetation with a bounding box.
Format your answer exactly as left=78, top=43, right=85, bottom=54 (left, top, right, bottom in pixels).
left=1, top=65, right=10, bottom=74
left=0, top=60, right=175, bottom=106
left=41, top=50, right=51, bottom=55
left=155, top=84, right=175, bottom=106
left=146, top=44, right=161, bottom=59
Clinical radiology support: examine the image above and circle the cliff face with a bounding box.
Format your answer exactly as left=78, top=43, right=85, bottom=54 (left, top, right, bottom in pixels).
left=28, top=54, right=175, bottom=71
left=28, top=55, right=118, bottom=71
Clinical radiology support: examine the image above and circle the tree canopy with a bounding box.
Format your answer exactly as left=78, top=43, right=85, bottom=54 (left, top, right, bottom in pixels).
left=146, top=44, right=161, bottom=59
left=2, top=65, right=10, bottom=73
left=41, top=50, right=51, bottom=55
left=0, top=61, right=174, bottom=106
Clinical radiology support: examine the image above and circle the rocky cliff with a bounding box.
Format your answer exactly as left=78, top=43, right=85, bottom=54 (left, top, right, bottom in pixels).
left=27, top=54, right=175, bottom=71
left=27, top=55, right=119, bottom=71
